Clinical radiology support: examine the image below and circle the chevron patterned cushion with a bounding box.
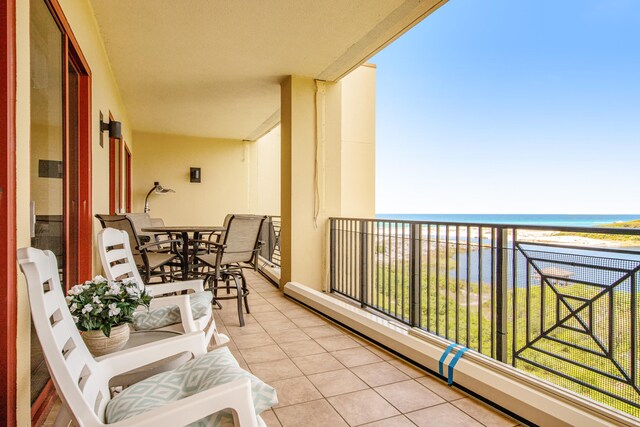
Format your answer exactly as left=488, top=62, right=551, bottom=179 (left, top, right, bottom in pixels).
left=105, top=346, right=278, bottom=426
left=133, top=291, right=213, bottom=330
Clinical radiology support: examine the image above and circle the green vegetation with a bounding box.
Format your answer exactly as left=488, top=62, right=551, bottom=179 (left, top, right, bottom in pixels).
left=557, top=219, right=640, bottom=244
left=360, top=242, right=639, bottom=417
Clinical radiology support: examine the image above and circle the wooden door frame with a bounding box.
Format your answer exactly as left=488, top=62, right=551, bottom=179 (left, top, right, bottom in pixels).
left=109, top=127, right=120, bottom=214
left=29, top=0, right=93, bottom=424
left=1, top=0, right=17, bottom=425
left=124, top=143, right=132, bottom=213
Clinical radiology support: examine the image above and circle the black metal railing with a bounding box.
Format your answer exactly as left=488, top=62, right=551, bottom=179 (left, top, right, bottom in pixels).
left=259, top=215, right=281, bottom=268
left=329, top=217, right=640, bottom=417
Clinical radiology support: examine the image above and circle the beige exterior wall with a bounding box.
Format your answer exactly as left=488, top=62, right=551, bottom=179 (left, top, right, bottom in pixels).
left=340, top=64, right=376, bottom=218
left=280, top=66, right=375, bottom=290
left=15, top=0, right=132, bottom=422
left=255, top=125, right=281, bottom=216
left=131, top=132, right=259, bottom=225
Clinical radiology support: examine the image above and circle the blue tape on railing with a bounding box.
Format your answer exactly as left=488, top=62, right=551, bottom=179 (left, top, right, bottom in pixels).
left=438, top=343, right=459, bottom=377
left=447, top=347, right=469, bottom=385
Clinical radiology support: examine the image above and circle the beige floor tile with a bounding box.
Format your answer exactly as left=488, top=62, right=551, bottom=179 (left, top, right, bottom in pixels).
left=406, top=403, right=483, bottom=427
left=246, top=297, right=270, bottom=306
left=387, top=359, right=426, bottom=379
left=274, top=399, right=348, bottom=427
left=222, top=340, right=238, bottom=352
left=415, top=375, right=466, bottom=401
left=253, top=311, right=289, bottom=322
left=282, top=307, right=316, bottom=319
left=240, top=344, right=288, bottom=364
left=302, top=325, right=344, bottom=339
left=307, top=368, right=369, bottom=397
left=218, top=310, right=249, bottom=322
left=249, top=303, right=279, bottom=313
left=351, top=361, right=411, bottom=387
left=278, top=340, right=326, bottom=357
left=260, top=319, right=299, bottom=333
left=331, top=346, right=383, bottom=367
left=220, top=314, right=258, bottom=328
left=268, top=328, right=310, bottom=344
left=233, top=332, right=276, bottom=349
left=374, top=380, right=445, bottom=413
left=315, top=335, right=362, bottom=352
left=451, top=398, right=518, bottom=427
left=249, top=359, right=304, bottom=382
left=291, top=316, right=327, bottom=328
left=260, top=409, right=282, bottom=427
left=327, top=389, right=400, bottom=426
left=290, top=352, right=345, bottom=375
left=265, top=298, right=295, bottom=306
left=362, top=345, right=395, bottom=361
left=361, top=415, right=417, bottom=427
left=258, top=289, right=284, bottom=297
left=270, top=376, right=323, bottom=407
left=345, top=331, right=373, bottom=346
left=225, top=322, right=266, bottom=337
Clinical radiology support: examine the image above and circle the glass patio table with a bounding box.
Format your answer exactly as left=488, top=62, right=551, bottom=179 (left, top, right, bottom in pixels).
left=141, top=225, right=225, bottom=280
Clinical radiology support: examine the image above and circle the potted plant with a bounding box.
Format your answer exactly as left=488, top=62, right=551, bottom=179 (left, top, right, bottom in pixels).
left=66, top=275, right=152, bottom=356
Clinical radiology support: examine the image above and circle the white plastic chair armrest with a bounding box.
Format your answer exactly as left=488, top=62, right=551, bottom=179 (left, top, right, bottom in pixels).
left=147, top=294, right=198, bottom=333
left=107, top=378, right=259, bottom=427
left=146, top=279, right=204, bottom=295
left=97, top=331, right=207, bottom=377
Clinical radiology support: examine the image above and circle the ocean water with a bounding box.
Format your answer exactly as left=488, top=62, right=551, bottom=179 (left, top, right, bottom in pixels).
left=375, top=213, right=640, bottom=227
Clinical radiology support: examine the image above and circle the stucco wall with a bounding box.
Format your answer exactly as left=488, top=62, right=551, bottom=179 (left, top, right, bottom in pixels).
left=131, top=132, right=258, bottom=225
left=255, top=125, right=281, bottom=216
left=15, top=0, right=132, bottom=422
left=341, top=64, right=376, bottom=218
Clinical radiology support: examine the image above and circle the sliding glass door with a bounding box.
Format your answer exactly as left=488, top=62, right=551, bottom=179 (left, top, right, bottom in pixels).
left=29, top=0, right=63, bottom=403
left=29, top=0, right=92, bottom=416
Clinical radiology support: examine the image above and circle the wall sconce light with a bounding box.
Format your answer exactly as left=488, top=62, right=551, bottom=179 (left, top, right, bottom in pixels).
left=144, top=181, right=175, bottom=213
left=99, top=111, right=122, bottom=147
left=190, top=167, right=201, bottom=183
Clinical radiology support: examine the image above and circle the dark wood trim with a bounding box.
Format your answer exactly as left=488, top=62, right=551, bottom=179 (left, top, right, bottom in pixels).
left=0, top=0, right=18, bottom=425
left=31, top=382, right=56, bottom=426
left=109, top=135, right=117, bottom=214
left=44, top=0, right=91, bottom=76
left=124, top=143, right=131, bottom=213
left=77, top=65, right=92, bottom=281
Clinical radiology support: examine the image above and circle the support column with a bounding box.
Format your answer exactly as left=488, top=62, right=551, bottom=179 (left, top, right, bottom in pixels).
left=280, top=76, right=342, bottom=290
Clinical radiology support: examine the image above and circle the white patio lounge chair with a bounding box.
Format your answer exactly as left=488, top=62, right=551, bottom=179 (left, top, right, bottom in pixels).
left=97, top=227, right=228, bottom=347
left=18, top=247, right=277, bottom=427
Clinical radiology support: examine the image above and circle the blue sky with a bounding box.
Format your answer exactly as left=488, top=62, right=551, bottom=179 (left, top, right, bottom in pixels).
left=373, top=0, right=640, bottom=214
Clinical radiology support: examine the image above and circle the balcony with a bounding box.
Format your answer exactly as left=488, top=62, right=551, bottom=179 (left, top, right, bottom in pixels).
left=44, top=269, right=521, bottom=427
left=281, top=217, right=639, bottom=425
left=7, top=1, right=640, bottom=426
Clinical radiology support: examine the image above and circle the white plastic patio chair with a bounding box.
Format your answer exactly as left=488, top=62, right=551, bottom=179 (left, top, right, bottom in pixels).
left=97, top=227, right=228, bottom=346
left=18, top=247, right=274, bottom=427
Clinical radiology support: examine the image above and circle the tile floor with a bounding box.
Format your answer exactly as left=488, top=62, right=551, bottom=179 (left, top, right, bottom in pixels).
left=43, top=270, right=523, bottom=427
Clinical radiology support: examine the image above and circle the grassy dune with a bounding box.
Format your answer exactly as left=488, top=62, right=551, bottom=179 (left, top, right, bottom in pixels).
left=558, top=218, right=640, bottom=244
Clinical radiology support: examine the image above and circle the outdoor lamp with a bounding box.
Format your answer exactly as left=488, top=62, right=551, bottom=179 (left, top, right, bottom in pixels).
left=144, top=181, right=175, bottom=213
left=100, top=117, right=122, bottom=139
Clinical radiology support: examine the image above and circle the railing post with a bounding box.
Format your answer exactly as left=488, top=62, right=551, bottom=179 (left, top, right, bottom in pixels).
left=329, top=219, right=336, bottom=293
left=495, top=227, right=508, bottom=362
left=359, top=220, right=368, bottom=308
left=409, top=223, right=421, bottom=328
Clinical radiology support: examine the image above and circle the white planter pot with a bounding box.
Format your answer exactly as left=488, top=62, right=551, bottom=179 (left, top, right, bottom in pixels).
left=81, top=324, right=130, bottom=356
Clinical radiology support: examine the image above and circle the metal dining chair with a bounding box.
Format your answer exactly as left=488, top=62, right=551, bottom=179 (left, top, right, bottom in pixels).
left=195, top=214, right=267, bottom=326
left=95, top=214, right=181, bottom=283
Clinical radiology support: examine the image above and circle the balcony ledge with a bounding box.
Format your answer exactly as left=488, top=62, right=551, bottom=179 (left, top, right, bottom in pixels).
left=284, top=281, right=640, bottom=427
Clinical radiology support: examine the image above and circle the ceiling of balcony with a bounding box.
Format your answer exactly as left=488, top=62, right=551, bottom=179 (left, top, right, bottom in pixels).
left=90, top=0, right=446, bottom=140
